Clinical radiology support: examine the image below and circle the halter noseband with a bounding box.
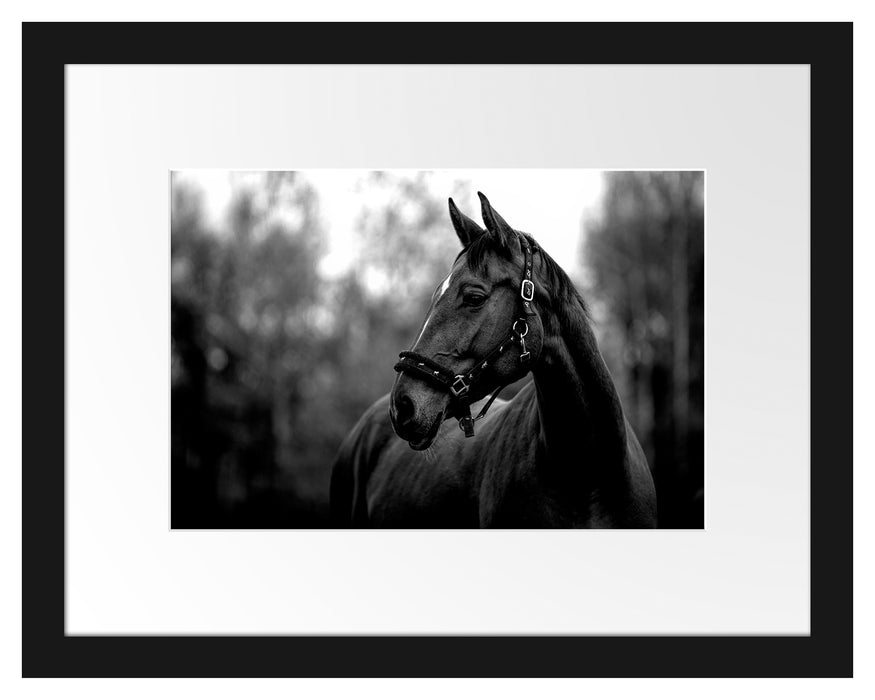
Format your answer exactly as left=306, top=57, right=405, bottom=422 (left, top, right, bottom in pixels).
left=393, top=241, right=539, bottom=437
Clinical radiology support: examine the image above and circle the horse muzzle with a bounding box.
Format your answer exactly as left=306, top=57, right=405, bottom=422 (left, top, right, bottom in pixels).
left=389, top=389, right=446, bottom=450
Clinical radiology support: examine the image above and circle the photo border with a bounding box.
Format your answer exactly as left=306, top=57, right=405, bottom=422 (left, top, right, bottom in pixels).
left=22, top=21, right=852, bottom=677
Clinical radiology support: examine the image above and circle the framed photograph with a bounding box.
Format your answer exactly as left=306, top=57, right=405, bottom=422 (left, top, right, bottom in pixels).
left=23, top=22, right=852, bottom=676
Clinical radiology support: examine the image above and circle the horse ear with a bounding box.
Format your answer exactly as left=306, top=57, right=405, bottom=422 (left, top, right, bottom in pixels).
left=448, top=197, right=484, bottom=248
left=477, top=192, right=513, bottom=248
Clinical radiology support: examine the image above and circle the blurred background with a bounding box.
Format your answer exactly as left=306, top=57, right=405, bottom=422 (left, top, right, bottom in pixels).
left=171, top=170, right=704, bottom=528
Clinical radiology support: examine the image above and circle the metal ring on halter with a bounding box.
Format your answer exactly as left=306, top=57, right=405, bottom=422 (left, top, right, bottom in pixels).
left=512, top=319, right=529, bottom=337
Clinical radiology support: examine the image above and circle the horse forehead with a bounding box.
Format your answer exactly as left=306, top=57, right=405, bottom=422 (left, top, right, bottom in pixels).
left=457, top=255, right=518, bottom=286
left=437, top=272, right=453, bottom=299
left=436, top=259, right=471, bottom=298
left=439, top=253, right=517, bottom=301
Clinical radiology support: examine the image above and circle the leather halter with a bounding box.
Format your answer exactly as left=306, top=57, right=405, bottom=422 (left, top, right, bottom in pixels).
left=394, top=241, right=539, bottom=437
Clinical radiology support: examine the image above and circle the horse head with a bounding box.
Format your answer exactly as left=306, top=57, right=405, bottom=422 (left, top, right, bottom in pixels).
left=389, top=192, right=545, bottom=450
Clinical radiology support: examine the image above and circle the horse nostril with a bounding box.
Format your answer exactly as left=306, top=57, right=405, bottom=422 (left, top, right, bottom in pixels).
left=395, top=394, right=415, bottom=428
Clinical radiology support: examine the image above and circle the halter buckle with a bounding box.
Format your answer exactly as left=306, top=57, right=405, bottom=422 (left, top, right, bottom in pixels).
left=520, top=279, right=535, bottom=302
left=459, top=415, right=475, bottom=437
left=519, top=336, right=531, bottom=364
left=450, top=375, right=470, bottom=398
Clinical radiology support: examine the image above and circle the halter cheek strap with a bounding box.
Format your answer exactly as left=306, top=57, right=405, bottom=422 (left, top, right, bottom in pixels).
left=393, top=241, right=540, bottom=438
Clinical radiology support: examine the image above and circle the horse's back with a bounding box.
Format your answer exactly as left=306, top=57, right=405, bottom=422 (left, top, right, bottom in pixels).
left=329, top=394, right=395, bottom=527
left=365, top=411, right=488, bottom=527
left=330, top=394, right=519, bottom=528
left=365, top=388, right=547, bottom=527
left=330, top=386, right=657, bottom=528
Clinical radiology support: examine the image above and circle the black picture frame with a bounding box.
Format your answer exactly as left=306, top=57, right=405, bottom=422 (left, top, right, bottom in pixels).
left=22, top=21, right=853, bottom=677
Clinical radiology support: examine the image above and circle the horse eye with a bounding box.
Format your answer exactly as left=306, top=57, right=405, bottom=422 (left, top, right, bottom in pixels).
left=463, top=293, right=487, bottom=307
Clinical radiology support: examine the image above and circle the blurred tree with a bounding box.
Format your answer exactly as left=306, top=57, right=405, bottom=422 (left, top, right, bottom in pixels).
left=171, top=172, right=327, bottom=526
left=582, top=171, right=704, bottom=527
left=354, top=171, right=467, bottom=318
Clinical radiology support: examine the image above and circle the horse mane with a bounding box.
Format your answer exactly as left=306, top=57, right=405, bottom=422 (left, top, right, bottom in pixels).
left=459, top=230, right=591, bottom=322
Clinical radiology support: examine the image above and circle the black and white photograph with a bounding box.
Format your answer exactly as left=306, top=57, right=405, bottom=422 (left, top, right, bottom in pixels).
left=171, top=170, right=705, bottom=528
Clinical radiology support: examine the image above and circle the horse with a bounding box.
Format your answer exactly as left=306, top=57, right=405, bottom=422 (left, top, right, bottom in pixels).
left=329, top=192, right=657, bottom=528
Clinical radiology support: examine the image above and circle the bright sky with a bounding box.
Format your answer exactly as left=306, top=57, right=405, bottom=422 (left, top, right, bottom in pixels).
left=175, top=170, right=606, bottom=280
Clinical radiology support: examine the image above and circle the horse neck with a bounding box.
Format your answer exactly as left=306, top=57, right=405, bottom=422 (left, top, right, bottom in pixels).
left=531, top=292, right=629, bottom=483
